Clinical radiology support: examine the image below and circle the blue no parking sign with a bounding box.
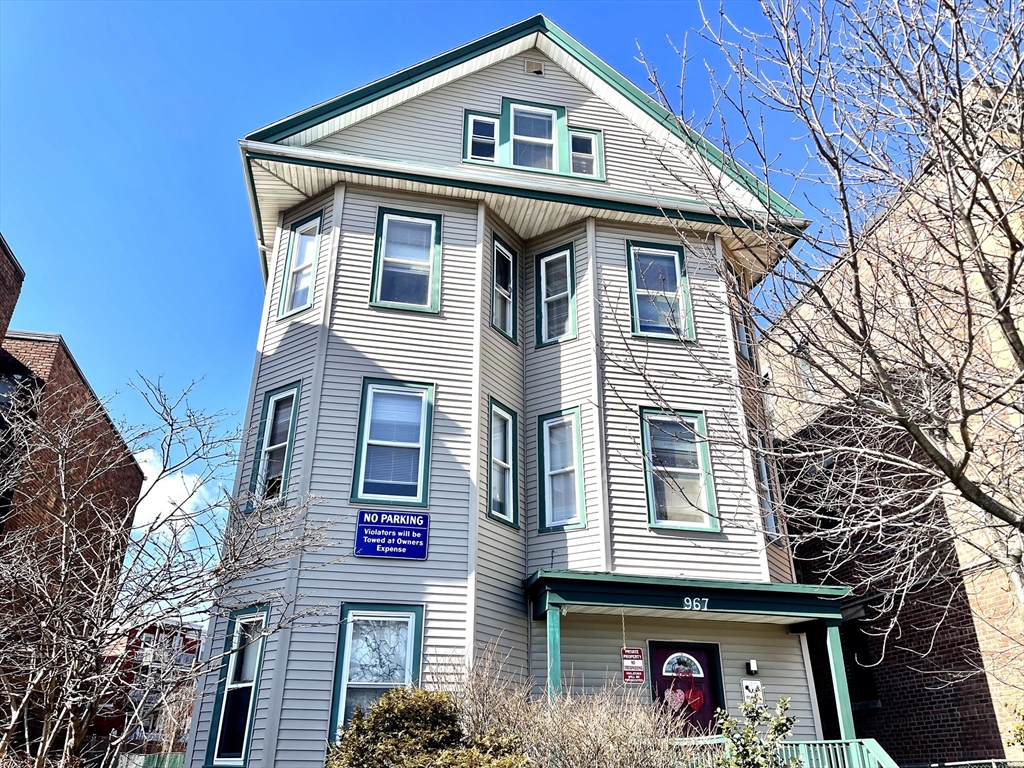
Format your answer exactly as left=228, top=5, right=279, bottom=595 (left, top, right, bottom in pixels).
left=354, top=510, right=430, bottom=560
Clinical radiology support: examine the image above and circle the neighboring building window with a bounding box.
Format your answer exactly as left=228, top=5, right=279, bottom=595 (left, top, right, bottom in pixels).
left=251, top=384, right=300, bottom=503
left=538, top=408, right=584, bottom=531
left=332, top=604, right=423, bottom=733
left=491, top=238, right=516, bottom=340
left=469, top=115, right=497, bottom=162
left=352, top=379, right=434, bottom=507
left=489, top=399, right=517, bottom=526
left=754, top=435, right=780, bottom=540
left=536, top=245, right=576, bottom=346
left=627, top=240, right=693, bottom=339
left=569, top=130, right=598, bottom=176
left=371, top=209, right=442, bottom=313
left=511, top=104, right=557, bottom=170
left=641, top=409, right=718, bottom=530
left=279, top=213, right=321, bottom=316
left=209, top=606, right=267, bottom=765
left=735, top=311, right=753, bottom=361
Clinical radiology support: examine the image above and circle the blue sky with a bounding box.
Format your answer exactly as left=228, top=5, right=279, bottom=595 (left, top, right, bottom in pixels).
left=0, top=0, right=790, bottom=434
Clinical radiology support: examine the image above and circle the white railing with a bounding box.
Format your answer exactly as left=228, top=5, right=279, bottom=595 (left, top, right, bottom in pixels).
left=779, top=739, right=900, bottom=768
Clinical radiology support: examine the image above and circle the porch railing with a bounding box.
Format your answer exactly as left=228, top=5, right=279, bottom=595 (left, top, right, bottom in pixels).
left=778, top=739, right=899, bottom=768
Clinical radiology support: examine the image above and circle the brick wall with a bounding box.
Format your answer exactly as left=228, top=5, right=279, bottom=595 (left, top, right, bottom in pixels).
left=0, top=240, right=24, bottom=339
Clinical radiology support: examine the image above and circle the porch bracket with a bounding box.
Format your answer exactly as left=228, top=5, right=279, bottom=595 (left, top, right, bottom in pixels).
left=826, top=620, right=857, bottom=740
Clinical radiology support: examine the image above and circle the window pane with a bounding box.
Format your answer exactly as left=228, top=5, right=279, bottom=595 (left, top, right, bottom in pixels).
left=571, top=134, right=593, bottom=154
left=491, top=464, right=509, bottom=518
left=637, top=293, right=680, bottom=333
left=653, top=473, right=705, bottom=524
left=369, top=392, right=422, bottom=443
left=494, top=249, right=513, bottom=292
left=544, top=257, right=568, bottom=296
left=634, top=251, right=679, bottom=293
left=513, top=140, right=553, bottom=170
left=471, top=138, right=495, bottom=160
left=232, top=622, right=261, bottom=684
left=472, top=119, right=495, bottom=139
left=380, top=262, right=430, bottom=305
left=493, top=293, right=510, bottom=333
left=650, top=420, right=699, bottom=470
left=294, top=230, right=317, bottom=269
left=545, top=296, right=569, bottom=338
left=547, top=421, right=574, bottom=469
left=216, top=687, right=252, bottom=759
left=289, top=269, right=312, bottom=310
left=513, top=109, right=553, bottom=140
left=364, top=445, right=420, bottom=496
left=491, top=414, right=508, bottom=463
left=268, top=395, right=294, bottom=447
left=344, top=686, right=391, bottom=724
left=384, top=219, right=433, bottom=262
left=347, top=619, right=410, bottom=684
left=572, top=155, right=595, bottom=176
left=549, top=471, right=577, bottom=523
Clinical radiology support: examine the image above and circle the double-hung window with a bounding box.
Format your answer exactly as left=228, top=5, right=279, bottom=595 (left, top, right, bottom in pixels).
left=352, top=380, right=434, bottom=506
left=372, top=209, right=442, bottom=312
left=735, top=311, right=753, bottom=361
left=754, top=435, right=780, bottom=540
left=642, top=409, right=718, bottom=530
left=511, top=104, right=557, bottom=170
left=627, top=241, right=693, bottom=339
left=209, top=607, right=266, bottom=765
left=492, top=239, right=516, bottom=339
left=539, top=408, right=584, bottom=531
left=536, top=246, right=575, bottom=345
left=569, top=130, right=598, bottom=176
left=252, top=384, right=299, bottom=503
left=332, top=604, right=423, bottom=734
left=489, top=400, right=517, bottom=526
left=279, top=213, right=321, bottom=316
left=468, top=115, right=498, bottom=162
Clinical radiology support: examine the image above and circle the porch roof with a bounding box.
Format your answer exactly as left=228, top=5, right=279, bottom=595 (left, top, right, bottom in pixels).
left=524, top=569, right=849, bottom=625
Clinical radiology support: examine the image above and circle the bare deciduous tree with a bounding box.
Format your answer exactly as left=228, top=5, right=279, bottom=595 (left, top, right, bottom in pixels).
left=0, top=377, right=325, bottom=768
left=620, top=0, right=1024, bottom=697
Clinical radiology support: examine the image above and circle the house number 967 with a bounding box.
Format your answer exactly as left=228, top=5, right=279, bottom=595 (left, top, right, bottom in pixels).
left=683, top=597, right=709, bottom=611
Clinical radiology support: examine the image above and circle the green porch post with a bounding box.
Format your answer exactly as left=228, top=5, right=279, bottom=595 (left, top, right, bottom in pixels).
left=545, top=604, right=561, bottom=698
left=826, top=621, right=856, bottom=740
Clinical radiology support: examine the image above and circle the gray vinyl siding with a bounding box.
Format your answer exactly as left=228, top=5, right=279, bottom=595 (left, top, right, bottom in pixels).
left=594, top=224, right=770, bottom=580
left=474, top=210, right=529, bottom=672
left=529, top=613, right=819, bottom=740
left=307, top=49, right=726, bottom=206
left=524, top=224, right=604, bottom=572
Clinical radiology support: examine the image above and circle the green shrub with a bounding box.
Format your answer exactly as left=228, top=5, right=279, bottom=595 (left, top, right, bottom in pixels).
left=326, top=688, right=531, bottom=768
left=711, top=693, right=799, bottom=768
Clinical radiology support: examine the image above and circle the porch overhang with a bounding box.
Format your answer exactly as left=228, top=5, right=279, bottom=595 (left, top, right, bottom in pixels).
left=524, top=569, right=849, bottom=625
left=240, top=140, right=808, bottom=283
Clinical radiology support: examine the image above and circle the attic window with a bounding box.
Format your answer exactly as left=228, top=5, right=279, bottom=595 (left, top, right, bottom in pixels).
left=524, top=59, right=545, bottom=76
left=469, top=116, right=497, bottom=162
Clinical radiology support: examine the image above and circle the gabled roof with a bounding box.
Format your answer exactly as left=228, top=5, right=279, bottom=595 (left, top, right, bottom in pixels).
left=245, top=14, right=802, bottom=222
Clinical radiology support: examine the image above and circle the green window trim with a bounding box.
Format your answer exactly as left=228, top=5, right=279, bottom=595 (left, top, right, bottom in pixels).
left=625, top=239, right=695, bottom=341
left=462, top=100, right=605, bottom=181
left=351, top=378, right=435, bottom=508
left=247, top=382, right=302, bottom=509
left=537, top=406, right=586, bottom=533
left=487, top=397, right=519, bottom=529
left=204, top=604, right=269, bottom=768
left=490, top=233, right=519, bottom=344
left=370, top=208, right=443, bottom=314
left=640, top=407, right=719, bottom=533
left=277, top=210, right=323, bottom=319
left=534, top=242, right=577, bottom=348
left=329, top=602, right=424, bottom=739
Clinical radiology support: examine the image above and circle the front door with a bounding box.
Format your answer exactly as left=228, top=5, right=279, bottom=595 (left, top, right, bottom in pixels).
left=649, top=641, right=723, bottom=733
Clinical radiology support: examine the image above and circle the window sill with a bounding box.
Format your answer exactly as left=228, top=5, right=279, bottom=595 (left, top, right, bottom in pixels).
left=369, top=300, right=440, bottom=315
left=490, top=321, right=518, bottom=347
left=486, top=510, right=520, bottom=530
left=350, top=495, right=430, bottom=509
left=538, top=520, right=587, bottom=534
left=649, top=520, right=721, bottom=534
left=461, top=158, right=605, bottom=183
left=631, top=330, right=696, bottom=343
left=277, top=303, right=316, bottom=321
left=535, top=333, right=578, bottom=350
